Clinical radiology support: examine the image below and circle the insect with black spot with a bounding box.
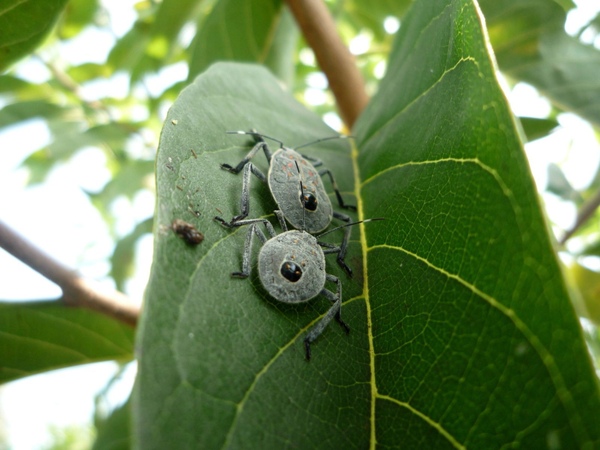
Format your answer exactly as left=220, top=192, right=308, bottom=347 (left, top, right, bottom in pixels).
left=215, top=130, right=357, bottom=276
left=226, top=208, right=382, bottom=360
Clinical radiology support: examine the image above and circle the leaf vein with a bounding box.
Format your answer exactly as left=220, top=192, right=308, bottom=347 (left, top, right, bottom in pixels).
left=377, top=393, right=466, bottom=449
left=368, top=243, right=587, bottom=444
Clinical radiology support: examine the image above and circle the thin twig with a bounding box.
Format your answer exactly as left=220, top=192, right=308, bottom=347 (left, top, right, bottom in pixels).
left=285, top=0, right=369, bottom=129
left=0, top=220, right=140, bottom=326
left=559, top=189, right=600, bottom=245
left=41, top=58, right=108, bottom=114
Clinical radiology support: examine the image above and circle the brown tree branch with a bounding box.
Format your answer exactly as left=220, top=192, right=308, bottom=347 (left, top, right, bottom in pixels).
left=0, top=220, right=140, bottom=326
left=285, top=0, right=369, bottom=129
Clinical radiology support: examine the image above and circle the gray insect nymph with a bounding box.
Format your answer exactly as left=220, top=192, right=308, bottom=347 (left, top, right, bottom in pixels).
left=215, top=129, right=357, bottom=276
left=268, top=149, right=333, bottom=233
left=225, top=209, right=349, bottom=360
left=258, top=230, right=326, bottom=303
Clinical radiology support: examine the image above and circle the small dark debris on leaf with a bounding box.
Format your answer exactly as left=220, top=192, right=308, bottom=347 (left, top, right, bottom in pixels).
left=188, top=203, right=201, bottom=217
left=176, top=185, right=183, bottom=191
left=172, top=219, right=204, bottom=246
left=171, top=119, right=178, bottom=125
left=191, top=149, right=197, bottom=158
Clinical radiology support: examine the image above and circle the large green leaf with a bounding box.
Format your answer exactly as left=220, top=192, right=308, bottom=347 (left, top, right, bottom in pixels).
left=135, top=62, right=363, bottom=448
left=0, top=301, right=134, bottom=384
left=0, top=0, right=69, bottom=72
left=354, top=0, right=600, bottom=447
left=135, top=1, right=600, bottom=448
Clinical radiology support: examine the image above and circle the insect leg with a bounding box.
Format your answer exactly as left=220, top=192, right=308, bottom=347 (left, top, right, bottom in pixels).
left=220, top=217, right=277, bottom=237
left=299, top=153, right=323, bottom=167
left=319, top=169, right=357, bottom=211
left=304, top=274, right=349, bottom=361
left=229, top=219, right=274, bottom=278
left=214, top=163, right=267, bottom=227
left=274, top=210, right=288, bottom=232
left=325, top=273, right=350, bottom=334
left=231, top=224, right=257, bottom=278
left=313, top=211, right=353, bottom=277
left=221, top=140, right=267, bottom=174
left=249, top=130, right=274, bottom=163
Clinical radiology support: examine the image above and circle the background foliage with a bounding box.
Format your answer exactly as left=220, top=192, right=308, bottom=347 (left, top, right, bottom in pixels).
left=1, top=0, right=600, bottom=448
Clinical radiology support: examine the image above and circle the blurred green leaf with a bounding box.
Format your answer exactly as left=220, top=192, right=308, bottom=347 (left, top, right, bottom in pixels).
left=44, top=424, right=94, bottom=450
left=262, top=7, right=299, bottom=87
left=90, top=159, right=154, bottom=204
left=149, top=0, right=203, bottom=51
left=584, top=324, right=600, bottom=372
left=22, top=121, right=142, bottom=185
left=0, top=300, right=134, bottom=384
left=547, top=162, right=581, bottom=202
left=0, top=74, right=32, bottom=94
left=519, top=116, right=559, bottom=141
left=110, top=217, right=153, bottom=292
left=579, top=11, right=600, bottom=39
left=0, top=0, right=69, bottom=72
left=108, top=0, right=203, bottom=84
left=567, top=262, right=600, bottom=325
left=0, top=100, right=68, bottom=130
left=344, top=0, right=411, bottom=41
left=58, top=0, right=100, bottom=39
left=67, top=63, right=113, bottom=84
left=187, top=0, right=295, bottom=82
left=479, top=0, right=600, bottom=127
left=107, top=19, right=153, bottom=78
left=580, top=244, right=600, bottom=259
left=554, top=0, right=576, bottom=12
left=93, top=399, right=130, bottom=450
left=84, top=122, right=140, bottom=148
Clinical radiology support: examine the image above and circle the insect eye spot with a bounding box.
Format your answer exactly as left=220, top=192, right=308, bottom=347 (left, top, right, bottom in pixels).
left=281, top=261, right=303, bottom=282
left=301, top=192, right=318, bottom=211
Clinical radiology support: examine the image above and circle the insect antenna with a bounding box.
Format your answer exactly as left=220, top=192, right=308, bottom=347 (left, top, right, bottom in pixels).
left=316, top=218, right=384, bottom=238
left=226, top=130, right=353, bottom=151
left=295, top=160, right=307, bottom=231
left=294, top=135, right=353, bottom=151
left=226, top=130, right=285, bottom=148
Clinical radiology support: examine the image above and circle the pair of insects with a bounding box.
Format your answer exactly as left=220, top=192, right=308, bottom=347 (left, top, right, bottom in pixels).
left=216, top=130, right=379, bottom=360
